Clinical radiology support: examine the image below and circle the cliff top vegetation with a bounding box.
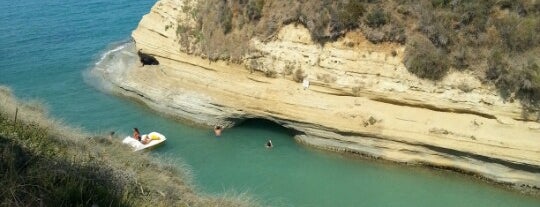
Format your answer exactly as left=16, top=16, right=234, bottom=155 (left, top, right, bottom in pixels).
left=176, top=0, right=540, bottom=110
left=0, top=86, right=258, bottom=207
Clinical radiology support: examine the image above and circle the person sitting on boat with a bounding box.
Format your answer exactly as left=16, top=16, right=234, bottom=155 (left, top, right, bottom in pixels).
left=141, top=134, right=151, bottom=145
left=214, top=125, right=223, bottom=136
left=133, top=128, right=141, bottom=141
left=266, top=139, right=273, bottom=148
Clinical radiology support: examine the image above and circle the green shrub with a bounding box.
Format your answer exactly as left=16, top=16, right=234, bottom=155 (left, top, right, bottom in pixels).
left=486, top=50, right=515, bottom=98
left=451, top=47, right=468, bottom=70
left=521, top=60, right=540, bottom=85
left=485, top=49, right=508, bottom=81
left=503, top=60, right=540, bottom=106
left=496, top=16, right=539, bottom=52
left=417, top=9, right=453, bottom=48
left=486, top=50, right=540, bottom=107
left=497, top=0, right=514, bottom=10
left=176, top=25, right=188, bottom=34
left=338, top=0, right=365, bottom=29
left=366, top=8, right=387, bottom=28
left=532, top=2, right=540, bottom=14
left=220, top=4, right=233, bottom=34
left=246, top=0, right=265, bottom=21
left=404, top=35, right=449, bottom=80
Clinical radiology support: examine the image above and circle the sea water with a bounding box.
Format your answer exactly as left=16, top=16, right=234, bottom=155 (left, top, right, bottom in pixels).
left=1, top=0, right=539, bottom=206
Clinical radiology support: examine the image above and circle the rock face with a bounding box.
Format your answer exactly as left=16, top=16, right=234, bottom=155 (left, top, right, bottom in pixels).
left=96, top=0, right=540, bottom=189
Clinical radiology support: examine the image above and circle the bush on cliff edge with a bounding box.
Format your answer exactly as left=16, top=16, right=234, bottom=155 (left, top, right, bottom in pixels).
left=404, top=35, right=449, bottom=80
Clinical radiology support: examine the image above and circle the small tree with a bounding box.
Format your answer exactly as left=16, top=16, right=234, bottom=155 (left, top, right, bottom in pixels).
left=366, top=8, right=387, bottom=28
left=404, top=35, right=449, bottom=80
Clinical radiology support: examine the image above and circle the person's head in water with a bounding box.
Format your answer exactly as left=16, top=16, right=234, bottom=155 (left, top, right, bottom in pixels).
left=133, top=128, right=140, bottom=133
left=266, top=139, right=273, bottom=148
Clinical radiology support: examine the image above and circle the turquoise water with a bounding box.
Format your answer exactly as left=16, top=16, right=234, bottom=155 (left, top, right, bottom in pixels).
left=1, top=0, right=540, bottom=206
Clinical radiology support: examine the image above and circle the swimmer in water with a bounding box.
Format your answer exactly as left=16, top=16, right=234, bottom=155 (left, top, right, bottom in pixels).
left=266, top=139, right=273, bottom=148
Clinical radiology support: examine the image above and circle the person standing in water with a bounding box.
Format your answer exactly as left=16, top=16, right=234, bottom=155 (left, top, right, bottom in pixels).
left=266, top=139, right=273, bottom=148
left=214, top=125, right=223, bottom=136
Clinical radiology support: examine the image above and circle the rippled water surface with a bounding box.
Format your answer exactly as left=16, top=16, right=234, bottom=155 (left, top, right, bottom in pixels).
left=1, top=1, right=539, bottom=206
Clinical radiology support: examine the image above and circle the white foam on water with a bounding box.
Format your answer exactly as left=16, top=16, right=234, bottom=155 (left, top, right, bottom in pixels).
left=95, top=43, right=128, bottom=66
left=83, top=41, right=138, bottom=94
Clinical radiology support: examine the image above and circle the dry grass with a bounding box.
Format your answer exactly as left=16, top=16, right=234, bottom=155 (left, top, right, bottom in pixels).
left=0, top=86, right=259, bottom=207
left=174, top=0, right=540, bottom=109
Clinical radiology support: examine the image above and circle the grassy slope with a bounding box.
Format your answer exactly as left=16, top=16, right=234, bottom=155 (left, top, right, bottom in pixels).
left=177, top=0, right=540, bottom=111
left=0, top=86, right=258, bottom=207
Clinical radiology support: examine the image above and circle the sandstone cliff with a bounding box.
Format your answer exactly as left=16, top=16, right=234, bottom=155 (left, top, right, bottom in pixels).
left=95, top=0, right=540, bottom=190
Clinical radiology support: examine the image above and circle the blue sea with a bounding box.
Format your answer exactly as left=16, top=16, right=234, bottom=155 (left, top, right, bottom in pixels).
left=1, top=0, right=540, bottom=206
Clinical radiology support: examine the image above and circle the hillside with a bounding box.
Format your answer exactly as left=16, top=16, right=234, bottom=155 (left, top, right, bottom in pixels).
left=0, top=86, right=256, bottom=207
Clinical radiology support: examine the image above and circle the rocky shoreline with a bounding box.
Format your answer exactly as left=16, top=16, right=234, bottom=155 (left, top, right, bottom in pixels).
left=92, top=0, right=540, bottom=192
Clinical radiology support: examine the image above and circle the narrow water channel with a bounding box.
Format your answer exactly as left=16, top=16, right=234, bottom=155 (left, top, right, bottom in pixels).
left=1, top=0, right=539, bottom=206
